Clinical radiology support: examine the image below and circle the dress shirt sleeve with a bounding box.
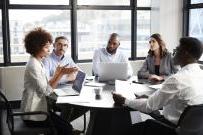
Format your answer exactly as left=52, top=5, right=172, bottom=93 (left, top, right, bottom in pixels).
left=125, top=76, right=180, bottom=113
left=42, top=59, right=51, bottom=80
left=92, top=49, right=101, bottom=76
left=68, top=57, right=78, bottom=68
left=27, top=67, right=53, bottom=97
left=137, top=58, right=150, bottom=79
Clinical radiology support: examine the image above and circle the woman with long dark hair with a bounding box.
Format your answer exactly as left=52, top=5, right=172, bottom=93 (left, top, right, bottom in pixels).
left=138, top=33, right=178, bottom=81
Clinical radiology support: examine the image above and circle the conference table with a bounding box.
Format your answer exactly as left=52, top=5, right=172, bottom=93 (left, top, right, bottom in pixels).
left=54, top=78, right=158, bottom=135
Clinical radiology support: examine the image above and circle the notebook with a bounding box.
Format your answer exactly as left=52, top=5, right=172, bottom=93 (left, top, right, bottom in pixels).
left=54, top=71, right=86, bottom=96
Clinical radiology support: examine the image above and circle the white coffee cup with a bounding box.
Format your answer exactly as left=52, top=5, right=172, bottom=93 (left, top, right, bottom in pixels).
left=94, top=87, right=103, bottom=96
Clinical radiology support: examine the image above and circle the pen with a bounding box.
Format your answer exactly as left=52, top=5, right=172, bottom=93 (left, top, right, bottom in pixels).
left=132, top=81, right=144, bottom=84
left=63, top=63, right=69, bottom=67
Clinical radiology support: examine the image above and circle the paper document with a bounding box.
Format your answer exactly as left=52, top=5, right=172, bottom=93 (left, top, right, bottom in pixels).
left=86, top=76, right=95, bottom=80
left=148, top=84, right=163, bottom=90
left=54, top=89, right=70, bottom=96
left=115, top=80, right=135, bottom=100
left=57, top=96, right=90, bottom=104
left=115, top=80, right=155, bottom=98
left=85, top=82, right=105, bottom=87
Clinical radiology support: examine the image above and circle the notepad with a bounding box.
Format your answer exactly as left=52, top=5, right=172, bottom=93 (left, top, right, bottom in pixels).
left=57, top=96, right=90, bottom=104
left=85, top=82, right=105, bottom=87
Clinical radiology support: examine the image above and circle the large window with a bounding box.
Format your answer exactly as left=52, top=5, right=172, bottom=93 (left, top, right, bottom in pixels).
left=137, top=0, right=151, bottom=7
left=137, top=11, right=151, bottom=57
left=77, top=0, right=129, bottom=5
left=1, top=0, right=151, bottom=66
left=0, top=10, right=3, bottom=63
left=191, top=0, right=203, bottom=4
left=9, top=10, right=71, bottom=62
left=184, top=1, right=203, bottom=61
left=77, top=10, right=131, bottom=60
left=10, top=0, right=69, bottom=5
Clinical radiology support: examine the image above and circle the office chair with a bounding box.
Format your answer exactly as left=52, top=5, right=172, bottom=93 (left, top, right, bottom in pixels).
left=146, top=104, right=203, bottom=135
left=0, top=90, right=57, bottom=135
left=46, top=95, right=87, bottom=133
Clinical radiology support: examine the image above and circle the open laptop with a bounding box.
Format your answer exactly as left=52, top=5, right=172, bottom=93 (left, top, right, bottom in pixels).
left=54, top=71, right=86, bottom=96
left=97, top=62, right=128, bottom=81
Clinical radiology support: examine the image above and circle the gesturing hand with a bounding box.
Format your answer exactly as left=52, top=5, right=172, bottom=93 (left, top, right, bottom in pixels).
left=112, top=92, right=126, bottom=105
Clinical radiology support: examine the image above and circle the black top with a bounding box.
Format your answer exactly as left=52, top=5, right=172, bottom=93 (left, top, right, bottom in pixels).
left=155, top=65, right=160, bottom=76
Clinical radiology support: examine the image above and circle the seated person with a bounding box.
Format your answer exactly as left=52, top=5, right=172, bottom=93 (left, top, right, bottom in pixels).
left=43, top=36, right=78, bottom=84
left=138, top=33, right=178, bottom=81
left=43, top=36, right=87, bottom=123
left=113, top=37, right=203, bottom=135
left=92, top=33, right=133, bottom=77
left=21, top=27, right=77, bottom=135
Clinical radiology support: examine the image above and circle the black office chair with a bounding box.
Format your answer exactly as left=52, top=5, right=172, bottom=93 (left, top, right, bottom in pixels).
left=0, top=90, right=57, bottom=135
left=46, top=93, right=87, bottom=134
left=147, top=104, right=203, bottom=135
left=176, top=104, right=203, bottom=135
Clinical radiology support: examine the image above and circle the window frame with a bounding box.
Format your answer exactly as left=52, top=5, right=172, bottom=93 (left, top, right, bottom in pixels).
left=183, top=0, right=203, bottom=63
left=1, top=0, right=151, bottom=66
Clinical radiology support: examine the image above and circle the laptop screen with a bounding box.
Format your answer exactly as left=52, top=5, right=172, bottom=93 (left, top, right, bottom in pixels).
left=98, top=62, right=128, bottom=81
left=72, top=71, right=86, bottom=92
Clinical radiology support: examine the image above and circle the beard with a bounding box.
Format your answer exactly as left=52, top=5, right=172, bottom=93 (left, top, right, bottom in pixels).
left=106, top=47, right=117, bottom=54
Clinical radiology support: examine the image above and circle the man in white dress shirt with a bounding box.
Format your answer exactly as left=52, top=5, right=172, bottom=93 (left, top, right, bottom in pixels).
left=113, top=37, right=203, bottom=135
left=92, top=33, right=133, bottom=77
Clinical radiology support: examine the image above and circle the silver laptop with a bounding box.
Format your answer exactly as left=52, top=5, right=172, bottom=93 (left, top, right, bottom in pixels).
left=97, top=62, right=128, bottom=81
left=54, top=71, right=86, bottom=96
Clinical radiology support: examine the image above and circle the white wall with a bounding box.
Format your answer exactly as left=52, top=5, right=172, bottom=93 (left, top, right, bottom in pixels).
left=151, top=0, right=183, bottom=52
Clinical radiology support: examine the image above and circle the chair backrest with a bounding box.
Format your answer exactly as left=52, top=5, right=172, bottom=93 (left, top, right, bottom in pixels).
left=0, top=90, right=14, bottom=134
left=176, top=104, right=203, bottom=135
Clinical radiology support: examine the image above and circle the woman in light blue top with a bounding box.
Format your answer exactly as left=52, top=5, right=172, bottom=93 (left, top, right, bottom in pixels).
left=138, top=33, right=178, bottom=81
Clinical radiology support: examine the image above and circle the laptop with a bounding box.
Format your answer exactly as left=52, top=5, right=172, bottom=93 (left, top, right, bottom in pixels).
left=97, top=62, right=128, bottom=81
left=54, top=71, right=86, bottom=96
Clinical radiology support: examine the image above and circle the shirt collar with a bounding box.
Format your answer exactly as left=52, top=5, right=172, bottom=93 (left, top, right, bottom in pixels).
left=181, top=63, right=199, bottom=71
left=51, top=50, right=64, bottom=61
left=103, top=48, right=116, bottom=56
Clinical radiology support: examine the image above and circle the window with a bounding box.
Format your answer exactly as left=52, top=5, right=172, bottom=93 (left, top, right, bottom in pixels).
left=9, top=10, right=71, bottom=62
left=0, top=10, right=3, bottom=63
left=184, top=1, right=203, bottom=61
left=137, top=0, right=151, bottom=7
left=9, top=0, right=69, bottom=5
left=189, top=9, right=203, bottom=42
left=77, top=0, right=129, bottom=5
left=1, top=1, right=151, bottom=65
left=137, top=11, right=151, bottom=57
left=191, top=0, right=203, bottom=4
left=77, top=10, right=131, bottom=60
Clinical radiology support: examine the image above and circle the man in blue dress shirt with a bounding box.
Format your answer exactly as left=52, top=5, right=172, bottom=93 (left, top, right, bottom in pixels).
left=43, top=36, right=78, bottom=84
left=43, top=36, right=87, bottom=124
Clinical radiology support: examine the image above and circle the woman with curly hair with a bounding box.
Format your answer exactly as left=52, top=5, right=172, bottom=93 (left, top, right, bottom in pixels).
left=21, top=27, right=76, bottom=135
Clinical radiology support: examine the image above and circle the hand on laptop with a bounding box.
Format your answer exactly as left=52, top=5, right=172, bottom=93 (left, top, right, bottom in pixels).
left=112, top=92, right=126, bottom=105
